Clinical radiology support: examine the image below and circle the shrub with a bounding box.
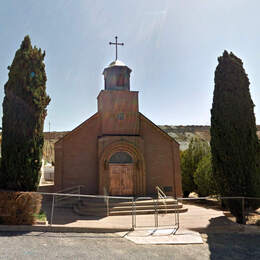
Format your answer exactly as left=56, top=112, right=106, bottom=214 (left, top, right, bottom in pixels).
left=0, top=191, right=42, bottom=225
left=194, top=154, right=216, bottom=197
left=181, top=138, right=210, bottom=197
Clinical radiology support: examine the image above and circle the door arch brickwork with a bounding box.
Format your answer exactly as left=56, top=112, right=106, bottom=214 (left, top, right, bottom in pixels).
left=99, top=140, right=146, bottom=196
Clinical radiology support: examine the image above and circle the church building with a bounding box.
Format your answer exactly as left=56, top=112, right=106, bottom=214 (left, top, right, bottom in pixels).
left=54, top=40, right=182, bottom=197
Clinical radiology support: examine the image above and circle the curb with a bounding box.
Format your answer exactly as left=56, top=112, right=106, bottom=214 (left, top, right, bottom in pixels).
left=0, top=224, right=132, bottom=233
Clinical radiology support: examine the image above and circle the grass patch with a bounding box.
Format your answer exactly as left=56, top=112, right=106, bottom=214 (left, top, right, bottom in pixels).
left=33, top=210, right=47, bottom=221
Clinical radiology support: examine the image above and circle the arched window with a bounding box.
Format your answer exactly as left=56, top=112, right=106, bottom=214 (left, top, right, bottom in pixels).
left=109, top=152, right=133, bottom=164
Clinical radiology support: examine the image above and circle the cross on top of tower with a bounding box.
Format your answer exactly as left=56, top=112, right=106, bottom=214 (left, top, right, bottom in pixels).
left=109, top=36, right=124, bottom=61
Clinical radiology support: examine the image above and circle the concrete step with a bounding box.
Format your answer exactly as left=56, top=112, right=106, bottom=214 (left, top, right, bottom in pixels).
left=54, top=197, right=80, bottom=208
left=110, top=204, right=183, bottom=211
left=77, top=199, right=180, bottom=210
left=74, top=204, right=187, bottom=216
left=109, top=208, right=188, bottom=215
left=75, top=203, right=182, bottom=213
left=73, top=199, right=188, bottom=216
left=79, top=198, right=178, bottom=208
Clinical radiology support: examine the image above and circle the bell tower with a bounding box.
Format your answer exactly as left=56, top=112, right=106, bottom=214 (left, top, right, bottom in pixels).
left=103, top=36, right=131, bottom=91
left=103, top=60, right=131, bottom=91
left=97, top=36, right=139, bottom=135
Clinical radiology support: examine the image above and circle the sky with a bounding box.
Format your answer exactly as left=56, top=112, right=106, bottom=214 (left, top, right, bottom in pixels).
left=1, top=0, right=260, bottom=131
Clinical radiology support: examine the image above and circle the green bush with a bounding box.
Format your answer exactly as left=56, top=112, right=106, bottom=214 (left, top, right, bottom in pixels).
left=194, top=153, right=216, bottom=197
left=181, top=138, right=210, bottom=197
left=33, top=209, right=47, bottom=221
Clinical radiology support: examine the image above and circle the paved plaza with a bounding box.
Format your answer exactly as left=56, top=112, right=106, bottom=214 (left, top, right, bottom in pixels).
left=1, top=201, right=260, bottom=259
left=47, top=202, right=248, bottom=233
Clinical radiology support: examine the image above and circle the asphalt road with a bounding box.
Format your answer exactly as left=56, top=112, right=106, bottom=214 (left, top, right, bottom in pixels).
left=0, top=231, right=259, bottom=260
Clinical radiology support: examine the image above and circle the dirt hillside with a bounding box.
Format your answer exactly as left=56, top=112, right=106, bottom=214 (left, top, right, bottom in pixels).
left=2, top=126, right=260, bottom=163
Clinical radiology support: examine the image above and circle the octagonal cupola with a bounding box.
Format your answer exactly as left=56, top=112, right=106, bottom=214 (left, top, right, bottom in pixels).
left=103, top=60, right=132, bottom=91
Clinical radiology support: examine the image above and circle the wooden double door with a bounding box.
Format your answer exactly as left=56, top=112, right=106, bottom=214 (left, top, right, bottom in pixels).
left=109, top=164, right=134, bottom=195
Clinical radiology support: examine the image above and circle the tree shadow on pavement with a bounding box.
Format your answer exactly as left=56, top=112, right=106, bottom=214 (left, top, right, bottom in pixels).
left=41, top=197, right=104, bottom=225
left=0, top=231, right=30, bottom=236
left=205, top=216, right=260, bottom=260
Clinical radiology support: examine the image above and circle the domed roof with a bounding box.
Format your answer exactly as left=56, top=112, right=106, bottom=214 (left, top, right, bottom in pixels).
left=108, top=59, right=126, bottom=67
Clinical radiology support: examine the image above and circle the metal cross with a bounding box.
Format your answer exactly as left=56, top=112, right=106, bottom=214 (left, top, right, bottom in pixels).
left=109, top=36, right=124, bottom=60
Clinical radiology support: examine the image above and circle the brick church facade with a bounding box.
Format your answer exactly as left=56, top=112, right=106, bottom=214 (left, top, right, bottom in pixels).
left=54, top=59, right=182, bottom=197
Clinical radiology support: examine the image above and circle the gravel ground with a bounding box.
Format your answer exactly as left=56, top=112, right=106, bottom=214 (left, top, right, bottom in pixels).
left=0, top=231, right=259, bottom=260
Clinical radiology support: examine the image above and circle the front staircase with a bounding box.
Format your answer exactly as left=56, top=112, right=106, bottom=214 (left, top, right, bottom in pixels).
left=73, top=198, right=188, bottom=217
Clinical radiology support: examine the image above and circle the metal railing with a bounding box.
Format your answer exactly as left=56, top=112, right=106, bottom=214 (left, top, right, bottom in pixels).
left=39, top=191, right=180, bottom=231
left=155, top=186, right=168, bottom=214
left=156, top=186, right=167, bottom=199
left=32, top=193, right=260, bottom=231
left=54, top=185, right=85, bottom=207
left=56, top=185, right=84, bottom=199
left=133, top=196, right=179, bottom=233
left=133, top=197, right=156, bottom=228
left=40, top=192, right=133, bottom=226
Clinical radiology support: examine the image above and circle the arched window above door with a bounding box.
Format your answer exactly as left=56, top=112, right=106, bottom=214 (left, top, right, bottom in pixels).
left=109, top=152, right=133, bottom=164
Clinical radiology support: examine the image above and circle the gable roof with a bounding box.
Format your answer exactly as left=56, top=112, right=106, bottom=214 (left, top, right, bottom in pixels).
left=139, top=112, right=179, bottom=147
left=55, top=112, right=99, bottom=145
left=55, top=111, right=179, bottom=147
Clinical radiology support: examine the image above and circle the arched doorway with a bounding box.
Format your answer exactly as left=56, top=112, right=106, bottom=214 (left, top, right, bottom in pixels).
left=99, top=141, right=146, bottom=196
left=109, top=152, right=134, bottom=195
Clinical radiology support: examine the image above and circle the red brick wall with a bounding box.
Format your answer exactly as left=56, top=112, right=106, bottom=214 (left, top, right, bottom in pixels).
left=139, top=114, right=182, bottom=197
left=54, top=92, right=182, bottom=197
left=172, top=143, right=183, bottom=197
left=97, top=90, right=139, bottom=135
left=54, top=114, right=100, bottom=193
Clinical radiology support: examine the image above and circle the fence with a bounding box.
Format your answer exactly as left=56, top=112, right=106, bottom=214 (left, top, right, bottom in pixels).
left=1, top=191, right=259, bottom=230
left=40, top=192, right=134, bottom=227
left=133, top=196, right=179, bottom=231
left=38, top=192, right=180, bottom=231
left=39, top=194, right=260, bottom=229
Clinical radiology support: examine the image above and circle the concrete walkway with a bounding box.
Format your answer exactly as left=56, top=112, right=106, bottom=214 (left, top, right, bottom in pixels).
left=38, top=183, right=244, bottom=232
left=124, top=228, right=204, bottom=244
left=45, top=203, right=259, bottom=234
left=2, top=202, right=259, bottom=246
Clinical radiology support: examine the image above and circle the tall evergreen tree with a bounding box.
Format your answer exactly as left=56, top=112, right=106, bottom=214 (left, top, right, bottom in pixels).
left=0, top=35, right=50, bottom=191
left=210, top=51, right=259, bottom=223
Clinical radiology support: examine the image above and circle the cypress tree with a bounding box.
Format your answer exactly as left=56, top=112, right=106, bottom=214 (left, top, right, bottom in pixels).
left=210, top=51, right=259, bottom=223
left=0, top=35, right=50, bottom=191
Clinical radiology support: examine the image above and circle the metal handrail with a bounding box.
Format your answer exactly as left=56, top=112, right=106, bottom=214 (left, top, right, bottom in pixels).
left=44, top=191, right=134, bottom=226
left=56, top=185, right=85, bottom=194
left=155, top=186, right=167, bottom=199
left=134, top=197, right=157, bottom=228
left=40, top=192, right=133, bottom=200
left=55, top=185, right=85, bottom=203
left=155, top=186, right=167, bottom=213
left=133, top=195, right=180, bottom=232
